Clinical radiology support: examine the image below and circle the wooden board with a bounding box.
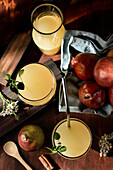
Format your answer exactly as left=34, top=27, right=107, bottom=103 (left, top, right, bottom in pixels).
left=0, top=59, right=61, bottom=138
left=0, top=87, right=48, bottom=138
left=0, top=30, right=31, bottom=86
left=0, top=35, right=61, bottom=138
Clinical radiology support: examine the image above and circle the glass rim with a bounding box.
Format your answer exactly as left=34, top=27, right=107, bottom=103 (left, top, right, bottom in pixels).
left=31, top=3, right=64, bottom=35
left=52, top=118, right=92, bottom=160
left=16, top=63, right=56, bottom=102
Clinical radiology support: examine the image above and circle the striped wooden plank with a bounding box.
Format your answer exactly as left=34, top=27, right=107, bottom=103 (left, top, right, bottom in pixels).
left=0, top=30, right=31, bottom=86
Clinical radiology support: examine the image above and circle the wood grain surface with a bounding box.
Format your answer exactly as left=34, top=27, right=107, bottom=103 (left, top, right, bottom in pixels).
left=0, top=30, right=31, bottom=86
left=1, top=1, right=113, bottom=170
left=0, top=57, right=61, bottom=138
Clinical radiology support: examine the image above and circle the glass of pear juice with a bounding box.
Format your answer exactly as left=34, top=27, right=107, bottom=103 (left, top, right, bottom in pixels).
left=52, top=118, right=92, bottom=159
left=31, top=3, right=65, bottom=55
left=16, top=63, right=56, bottom=106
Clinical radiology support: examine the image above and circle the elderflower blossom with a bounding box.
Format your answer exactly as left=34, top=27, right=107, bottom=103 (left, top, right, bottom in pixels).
left=0, top=92, right=19, bottom=120
left=7, top=101, right=19, bottom=111
left=99, top=133, right=113, bottom=157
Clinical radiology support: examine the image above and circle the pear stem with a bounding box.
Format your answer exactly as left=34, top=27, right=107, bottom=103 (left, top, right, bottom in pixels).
left=22, top=134, right=29, bottom=141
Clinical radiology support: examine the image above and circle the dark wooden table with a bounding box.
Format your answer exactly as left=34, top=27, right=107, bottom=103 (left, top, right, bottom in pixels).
left=1, top=1, right=113, bottom=170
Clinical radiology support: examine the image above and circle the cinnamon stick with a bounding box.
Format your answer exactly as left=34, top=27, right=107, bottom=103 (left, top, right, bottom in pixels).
left=38, top=154, right=54, bottom=170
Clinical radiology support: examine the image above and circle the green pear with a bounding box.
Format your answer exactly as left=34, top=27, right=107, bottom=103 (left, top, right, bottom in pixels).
left=18, top=125, right=44, bottom=151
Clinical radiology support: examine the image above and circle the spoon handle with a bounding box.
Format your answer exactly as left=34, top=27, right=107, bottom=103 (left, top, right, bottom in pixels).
left=16, top=153, right=32, bottom=170
left=62, top=77, right=70, bottom=128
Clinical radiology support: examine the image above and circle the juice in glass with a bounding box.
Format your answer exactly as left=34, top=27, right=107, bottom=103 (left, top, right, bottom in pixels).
left=16, top=63, right=56, bottom=106
left=52, top=118, right=92, bottom=159
left=31, top=3, right=65, bottom=55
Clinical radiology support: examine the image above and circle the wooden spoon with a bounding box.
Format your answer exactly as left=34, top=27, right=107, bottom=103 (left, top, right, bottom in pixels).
left=3, top=141, right=32, bottom=170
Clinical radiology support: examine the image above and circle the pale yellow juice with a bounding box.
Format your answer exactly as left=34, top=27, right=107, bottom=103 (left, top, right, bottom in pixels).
left=52, top=118, right=92, bottom=159
left=32, top=11, right=65, bottom=55
left=16, top=63, right=56, bottom=106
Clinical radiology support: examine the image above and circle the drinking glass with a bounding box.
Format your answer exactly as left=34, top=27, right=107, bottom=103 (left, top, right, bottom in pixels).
left=52, top=118, right=92, bottom=159
left=31, top=3, right=65, bottom=55
left=16, top=63, right=56, bottom=106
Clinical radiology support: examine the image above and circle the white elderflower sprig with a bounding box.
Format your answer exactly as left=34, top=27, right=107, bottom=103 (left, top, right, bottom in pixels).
left=99, top=133, right=113, bottom=157
left=0, top=91, right=19, bottom=120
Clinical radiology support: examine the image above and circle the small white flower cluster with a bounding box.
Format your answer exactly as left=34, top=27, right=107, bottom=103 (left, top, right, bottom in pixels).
left=0, top=91, right=19, bottom=120
left=0, top=100, right=19, bottom=117
left=99, top=133, right=112, bottom=157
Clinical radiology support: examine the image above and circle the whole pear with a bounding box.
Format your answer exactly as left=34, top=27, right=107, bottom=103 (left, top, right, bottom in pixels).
left=93, top=57, right=113, bottom=87
left=78, top=81, right=106, bottom=109
left=71, top=53, right=99, bottom=80
left=18, top=125, right=44, bottom=151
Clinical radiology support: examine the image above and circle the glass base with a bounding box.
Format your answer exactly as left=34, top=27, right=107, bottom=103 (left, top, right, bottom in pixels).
left=52, top=118, right=92, bottom=159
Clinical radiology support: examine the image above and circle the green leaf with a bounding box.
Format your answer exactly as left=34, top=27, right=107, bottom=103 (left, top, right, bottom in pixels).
left=59, top=146, right=67, bottom=152
left=45, top=147, right=53, bottom=152
left=51, top=150, right=58, bottom=154
left=12, top=79, right=16, bottom=85
left=46, top=132, right=67, bottom=154
left=52, top=146, right=57, bottom=150
left=17, top=82, right=24, bottom=90
left=5, top=72, right=25, bottom=95
left=56, top=145, right=61, bottom=150
left=19, top=69, right=24, bottom=77
left=54, top=132, right=60, bottom=140
left=5, top=74, right=11, bottom=80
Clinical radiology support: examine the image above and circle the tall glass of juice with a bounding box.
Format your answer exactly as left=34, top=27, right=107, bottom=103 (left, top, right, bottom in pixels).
left=31, top=3, right=65, bottom=55
left=16, top=63, right=56, bottom=106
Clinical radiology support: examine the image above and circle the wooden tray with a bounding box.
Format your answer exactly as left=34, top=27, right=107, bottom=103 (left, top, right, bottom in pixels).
left=0, top=31, right=61, bottom=138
